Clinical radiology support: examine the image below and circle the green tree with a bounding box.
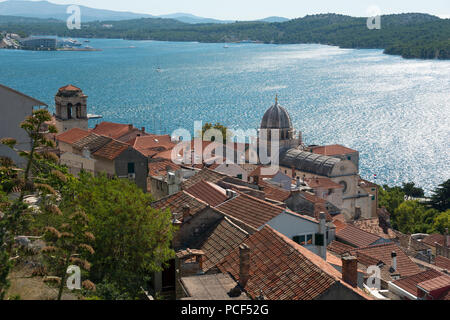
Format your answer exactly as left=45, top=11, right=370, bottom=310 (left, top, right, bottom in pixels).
left=73, top=172, right=176, bottom=298
left=402, top=182, right=425, bottom=198
left=428, top=179, right=450, bottom=212
left=378, top=185, right=405, bottom=216
left=201, top=122, right=231, bottom=143
left=432, top=210, right=450, bottom=234
left=393, top=200, right=425, bottom=233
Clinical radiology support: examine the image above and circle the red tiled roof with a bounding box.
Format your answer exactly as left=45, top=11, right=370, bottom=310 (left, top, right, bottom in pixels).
left=181, top=168, right=228, bottom=189
left=55, top=128, right=90, bottom=144
left=336, top=224, right=382, bottom=248
left=217, top=226, right=370, bottom=300
left=332, top=219, right=347, bottom=232
left=91, top=122, right=135, bottom=140
left=422, top=234, right=445, bottom=247
left=351, top=243, right=422, bottom=277
left=200, top=217, right=249, bottom=272
left=148, top=158, right=181, bottom=177
left=58, top=84, right=81, bottom=92
left=92, top=139, right=129, bottom=160
left=327, top=240, right=355, bottom=255
left=185, top=180, right=229, bottom=207
left=248, top=166, right=278, bottom=179
left=134, top=135, right=176, bottom=157
left=417, top=275, right=450, bottom=293
left=310, top=144, right=357, bottom=156
left=259, top=181, right=290, bottom=202
left=216, top=193, right=318, bottom=229
left=151, top=191, right=208, bottom=218
left=304, top=177, right=343, bottom=189
left=435, top=256, right=450, bottom=271
left=353, top=218, right=397, bottom=240
left=392, top=269, right=443, bottom=296
left=215, top=193, right=285, bottom=229
left=72, top=133, right=112, bottom=153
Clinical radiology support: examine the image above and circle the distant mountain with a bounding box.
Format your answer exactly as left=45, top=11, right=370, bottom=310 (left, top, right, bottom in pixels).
left=158, top=13, right=234, bottom=24
left=258, top=16, right=289, bottom=23
left=0, top=0, right=155, bottom=21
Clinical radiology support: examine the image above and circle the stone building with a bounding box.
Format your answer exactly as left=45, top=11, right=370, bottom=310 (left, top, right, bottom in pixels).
left=257, top=97, right=377, bottom=221
left=54, top=85, right=88, bottom=134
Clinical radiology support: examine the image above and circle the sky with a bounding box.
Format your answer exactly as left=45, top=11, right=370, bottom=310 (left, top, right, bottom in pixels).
left=8, top=0, right=450, bottom=20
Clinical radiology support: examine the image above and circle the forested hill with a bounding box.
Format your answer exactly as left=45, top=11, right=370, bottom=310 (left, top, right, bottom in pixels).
left=1, top=13, right=449, bottom=60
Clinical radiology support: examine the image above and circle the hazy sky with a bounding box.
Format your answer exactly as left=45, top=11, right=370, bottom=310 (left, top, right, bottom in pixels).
left=13, top=0, right=450, bottom=20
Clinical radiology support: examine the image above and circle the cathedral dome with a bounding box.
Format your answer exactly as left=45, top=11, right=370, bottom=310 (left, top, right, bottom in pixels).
left=260, top=96, right=293, bottom=130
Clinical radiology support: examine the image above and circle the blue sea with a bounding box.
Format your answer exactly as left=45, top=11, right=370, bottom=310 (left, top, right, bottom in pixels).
left=1, top=38, right=449, bottom=192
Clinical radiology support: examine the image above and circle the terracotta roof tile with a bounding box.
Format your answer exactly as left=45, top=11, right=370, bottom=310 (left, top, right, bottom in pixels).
left=304, top=177, right=343, bottom=189
left=353, top=218, right=397, bottom=240
left=91, top=122, right=135, bottom=140
left=72, top=133, right=112, bottom=153
left=58, top=84, right=81, bottom=92
left=336, top=224, right=383, bottom=248
left=148, top=158, right=181, bottom=177
left=134, top=135, right=176, bottom=157
left=259, top=181, right=290, bottom=202
left=185, top=180, right=229, bottom=207
left=92, top=139, right=129, bottom=160
left=199, top=217, right=249, bottom=272
left=181, top=168, right=228, bottom=190
left=327, top=240, right=355, bottom=255
left=417, top=275, right=450, bottom=293
left=248, top=166, right=278, bottom=179
left=350, top=243, right=422, bottom=278
left=392, top=269, right=443, bottom=296
left=310, top=144, right=357, bottom=156
left=435, top=256, right=450, bottom=271
left=215, top=193, right=285, bottom=229
left=151, top=191, right=208, bottom=218
left=217, top=226, right=369, bottom=300
left=422, top=234, right=445, bottom=247
left=55, top=128, right=90, bottom=144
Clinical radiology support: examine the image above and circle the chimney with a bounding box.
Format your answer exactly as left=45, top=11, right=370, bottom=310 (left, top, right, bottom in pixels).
left=141, top=127, right=145, bottom=133
left=391, top=251, right=397, bottom=272
left=341, top=255, right=358, bottom=288
left=239, top=244, right=250, bottom=288
left=128, top=124, right=133, bottom=130
left=182, top=205, right=190, bottom=221
left=319, top=212, right=327, bottom=259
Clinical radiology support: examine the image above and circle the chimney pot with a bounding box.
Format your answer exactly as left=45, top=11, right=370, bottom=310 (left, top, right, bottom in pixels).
left=341, top=255, right=358, bottom=288
left=239, top=244, right=250, bottom=288
left=391, top=251, right=397, bottom=272
left=141, top=127, right=145, bottom=133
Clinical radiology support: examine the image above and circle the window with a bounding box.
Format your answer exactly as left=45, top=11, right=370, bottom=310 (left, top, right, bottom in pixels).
left=371, top=195, right=375, bottom=200
left=292, top=235, right=306, bottom=245
left=127, top=162, right=135, bottom=174
left=293, top=234, right=314, bottom=246
left=315, top=233, right=324, bottom=246
left=347, top=156, right=351, bottom=160
left=236, top=174, right=243, bottom=179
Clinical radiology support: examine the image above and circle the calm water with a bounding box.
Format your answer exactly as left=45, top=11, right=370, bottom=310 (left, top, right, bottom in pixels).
left=1, top=39, right=449, bottom=192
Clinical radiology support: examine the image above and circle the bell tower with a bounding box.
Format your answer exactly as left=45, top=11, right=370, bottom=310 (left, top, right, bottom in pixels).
left=54, top=84, right=88, bottom=133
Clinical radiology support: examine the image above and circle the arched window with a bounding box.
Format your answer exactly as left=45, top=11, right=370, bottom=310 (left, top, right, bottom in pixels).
left=76, top=103, right=82, bottom=118
left=67, top=103, right=72, bottom=119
